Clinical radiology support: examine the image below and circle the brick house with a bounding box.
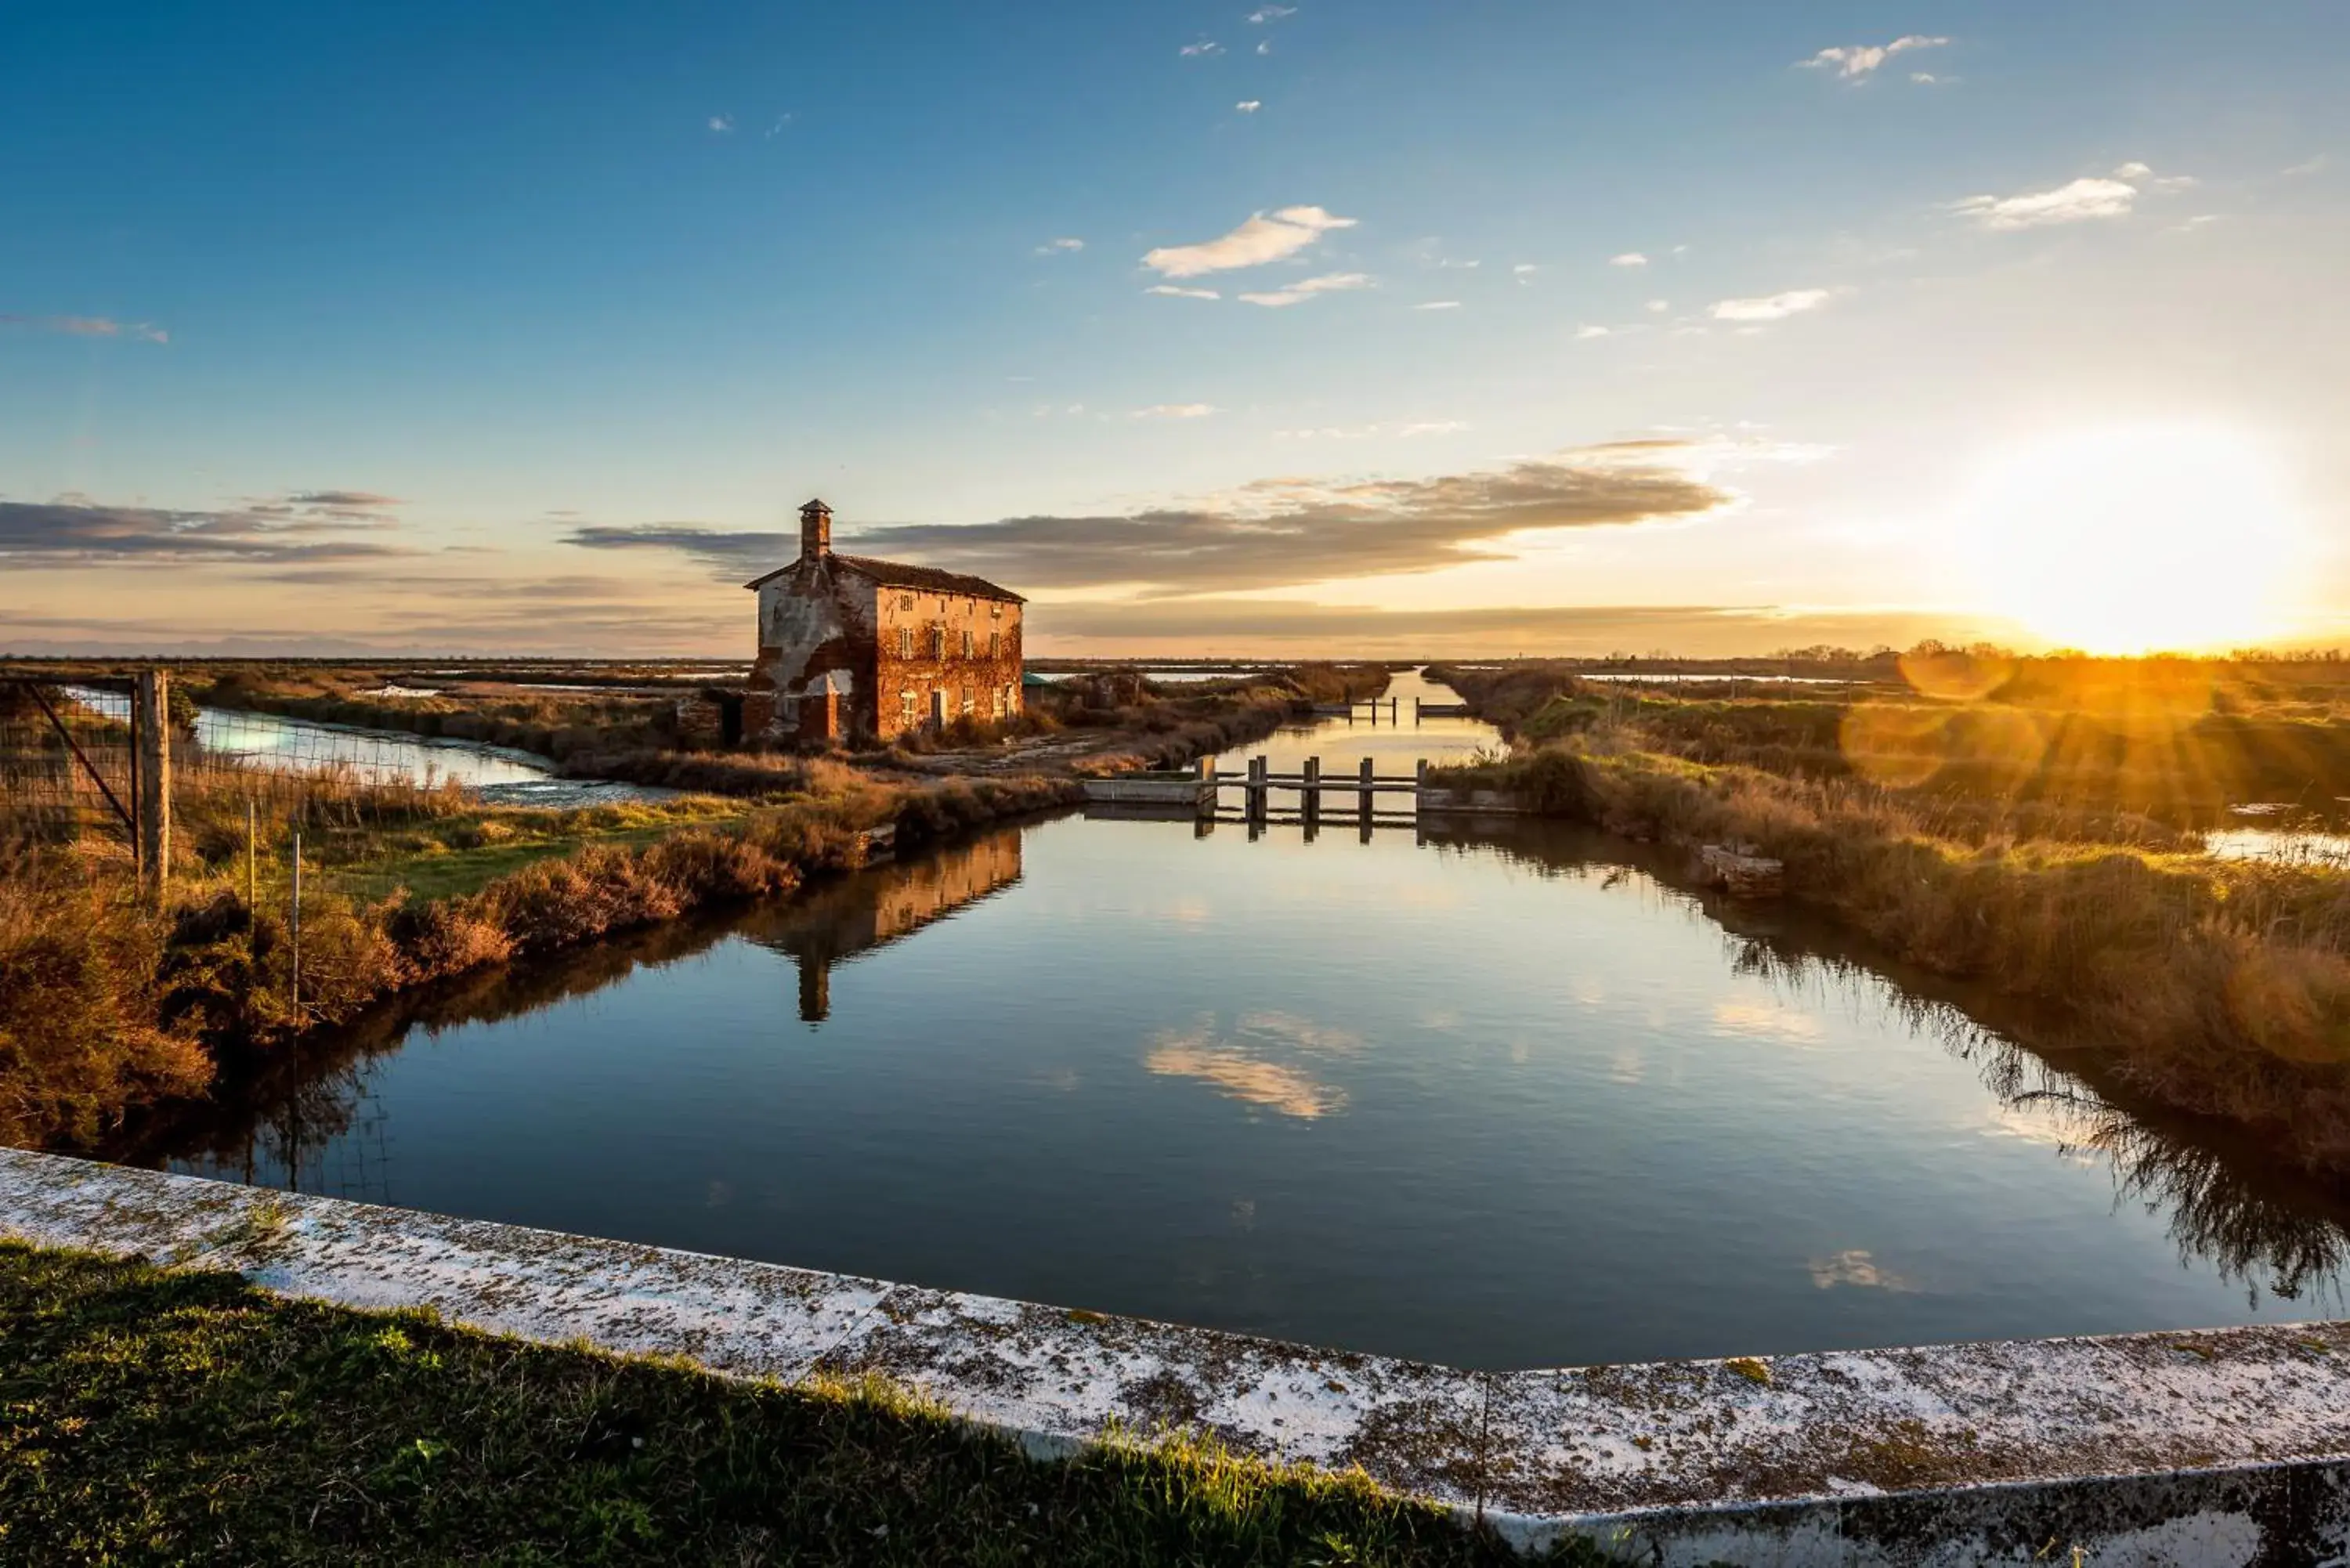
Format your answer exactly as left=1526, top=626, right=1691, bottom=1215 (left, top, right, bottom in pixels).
left=743, top=499, right=1025, bottom=744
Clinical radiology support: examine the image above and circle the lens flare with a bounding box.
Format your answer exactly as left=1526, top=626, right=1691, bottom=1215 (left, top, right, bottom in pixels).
left=1950, top=426, right=2303, bottom=654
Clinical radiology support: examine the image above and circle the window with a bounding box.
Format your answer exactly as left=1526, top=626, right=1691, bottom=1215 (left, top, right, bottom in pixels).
left=898, top=689, right=918, bottom=726
left=896, top=626, right=913, bottom=659
left=960, top=629, right=974, bottom=659
left=990, top=602, right=1003, bottom=620
left=930, top=626, right=945, bottom=659
left=960, top=687, right=974, bottom=716
left=987, top=630, right=1000, bottom=660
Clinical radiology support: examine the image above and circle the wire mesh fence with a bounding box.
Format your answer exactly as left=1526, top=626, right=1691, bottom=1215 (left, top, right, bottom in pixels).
left=0, top=677, right=137, bottom=856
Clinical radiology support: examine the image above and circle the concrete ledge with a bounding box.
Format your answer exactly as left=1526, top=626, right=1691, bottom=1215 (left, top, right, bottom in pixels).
left=1415, top=786, right=1539, bottom=816
left=5, top=1147, right=2349, bottom=1563
left=1081, top=775, right=1210, bottom=807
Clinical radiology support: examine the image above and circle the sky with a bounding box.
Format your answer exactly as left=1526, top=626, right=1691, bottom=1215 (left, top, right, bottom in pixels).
left=3, top=1, right=2347, bottom=659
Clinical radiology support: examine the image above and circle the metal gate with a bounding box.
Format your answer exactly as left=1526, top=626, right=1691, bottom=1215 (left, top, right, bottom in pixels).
left=0, top=676, right=140, bottom=861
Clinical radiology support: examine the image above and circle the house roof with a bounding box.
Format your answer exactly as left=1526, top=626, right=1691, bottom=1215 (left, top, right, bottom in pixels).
left=742, top=553, right=1025, bottom=604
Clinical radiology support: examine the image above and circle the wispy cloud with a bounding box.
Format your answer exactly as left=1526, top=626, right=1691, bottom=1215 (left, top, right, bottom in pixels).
left=1247, top=4, right=1296, bottom=21
left=1238, top=271, right=1372, bottom=308
left=2283, top=155, right=2329, bottom=178
left=1144, top=206, right=1358, bottom=278
left=764, top=113, right=794, bottom=137
left=1036, top=237, right=1085, bottom=255
left=0, top=314, right=169, bottom=345
left=707, top=114, right=733, bottom=133
left=1952, top=176, right=2137, bottom=230
left=566, top=443, right=1730, bottom=596
left=1645, top=299, right=1670, bottom=313
left=1144, top=284, right=1220, bottom=300
left=1909, top=71, right=1944, bottom=85
left=0, top=492, right=407, bottom=565
left=1609, top=252, right=1648, bottom=268
left=1235, top=99, right=1262, bottom=114
left=1180, top=39, right=1223, bottom=57
left=1277, top=419, right=1469, bottom=440
left=1574, top=324, right=1611, bottom=340
left=1414, top=300, right=1462, bottom=311
left=1131, top=403, right=1222, bottom=420
left=1799, top=35, right=1949, bottom=79
left=1708, top=288, right=1835, bottom=323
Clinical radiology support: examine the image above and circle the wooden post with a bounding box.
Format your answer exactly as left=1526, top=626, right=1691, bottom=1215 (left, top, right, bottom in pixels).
left=1303, top=755, right=1321, bottom=827
left=246, top=796, right=257, bottom=912
left=1414, top=696, right=1422, bottom=726
left=1246, top=755, right=1267, bottom=822
left=1358, top=756, right=1374, bottom=822
left=132, top=668, right=171, bottom=894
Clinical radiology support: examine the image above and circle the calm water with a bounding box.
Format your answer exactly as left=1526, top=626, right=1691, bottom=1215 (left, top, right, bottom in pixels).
left=122, top=677, right=2350, bottom=1369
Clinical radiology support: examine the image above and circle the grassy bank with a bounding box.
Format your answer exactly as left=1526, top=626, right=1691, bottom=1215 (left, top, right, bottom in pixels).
left=1432, top=740, right=2350, bottom=1178
left=1429, top=656, right=2350, bottom=819
left=0, top=1243, right=1556, bottom=1566
left=0, top=769, right=1079, bottom=1150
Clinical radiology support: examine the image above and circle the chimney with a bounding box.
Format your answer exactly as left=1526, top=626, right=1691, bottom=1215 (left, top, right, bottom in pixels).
left=798, top=497, right=833, bottom=561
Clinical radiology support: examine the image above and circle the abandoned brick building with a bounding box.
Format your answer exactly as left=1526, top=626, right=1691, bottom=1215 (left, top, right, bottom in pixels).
left=739, top=499, right=1025, bottom=744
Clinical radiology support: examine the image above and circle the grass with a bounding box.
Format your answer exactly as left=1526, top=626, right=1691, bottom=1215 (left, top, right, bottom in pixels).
left=0, top=1242, right=1569, bottom=1566
left=1428, top=656, right=2350, bottom=820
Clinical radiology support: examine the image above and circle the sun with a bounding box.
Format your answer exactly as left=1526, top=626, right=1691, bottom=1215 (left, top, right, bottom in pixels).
left=1952, top=425, right=2303, bottom=654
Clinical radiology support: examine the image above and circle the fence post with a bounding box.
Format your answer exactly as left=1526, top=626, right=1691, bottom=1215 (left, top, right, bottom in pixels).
left=291, top=827, right=302, bottom=1029
left=246, top=797, right=258, bottom=912
left=132, top=669, right=171, bottom=894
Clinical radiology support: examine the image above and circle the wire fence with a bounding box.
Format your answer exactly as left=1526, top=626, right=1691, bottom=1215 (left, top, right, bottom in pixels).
left=0, top=677, right=137, bottom=855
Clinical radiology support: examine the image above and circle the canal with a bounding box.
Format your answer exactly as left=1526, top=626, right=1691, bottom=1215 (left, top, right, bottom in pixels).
left=105, top=673, right=2350, bottom=1371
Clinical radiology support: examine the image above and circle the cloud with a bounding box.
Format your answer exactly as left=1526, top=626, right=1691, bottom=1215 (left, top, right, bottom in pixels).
left=2113, top=161, right=2153, bottom=180
left=1235, top=99, right=1261, bottom=114
left=1414, top=300, right=1462, bottom=311
left=1237, top=270, right=1371, bottom=307
left=1609, top=252, right=1648, bottom=268
left=1036, top=237, right=1084, bottom=255
left=1644, top=299, right=1671, bottom=313
left=1909, top=71, right=1943, bottom=84
left=765, top=113, right=794, bottom=137
left=0, top=492, right=410, bottom=565
left=566, top=442, right=1731, bottom=596
left=1275, top=419, right=1469, bottom=440
left=707, top=114, right=732, bottom=132
left=2283, top=155, right=2329, bottom=177
left=1144, top=284, right=1220, bottom=300
left=0, top=314, right=168, bottom=345
left=1180, top=39, right=1223, bottom=57
left=1143, top=205, right=1357, bottom=278
left=1707, top=288, right=1834, bottom=322
left=1256, top=39, right=1271, bottom=55
left=1952, top=176, right=2137, bottom=230
left=1799, top=35, right=1949, bottom=79
left=1574, top=324, right=1611, bottom=340
left=1131, top=403, right=1221, bottom=419
left=1247, top=4, right=1296, bottom=20
left=1513, top=263, right=1537, bottom=276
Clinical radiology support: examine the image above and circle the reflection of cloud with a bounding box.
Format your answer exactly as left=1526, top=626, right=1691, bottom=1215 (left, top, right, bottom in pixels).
left=1711, top=1000, right=1827, bottom=1045
left=1236, top=1010, right=1364, bottom=1056
left=1146, top=1039, right=1347, bottom=1118
left=1609, top=1047, right=1643, bottom=1085
left=1807, top=1248, right=1915, bottom=1292
left=1144, top=1012, right=1363, bottom=1118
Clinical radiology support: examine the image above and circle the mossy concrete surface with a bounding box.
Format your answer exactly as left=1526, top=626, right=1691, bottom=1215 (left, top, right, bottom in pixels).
left=6, top=1147, right=2350, bottom=1563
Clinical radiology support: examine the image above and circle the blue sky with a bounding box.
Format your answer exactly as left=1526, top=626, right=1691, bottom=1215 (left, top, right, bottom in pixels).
left=4, top=2, right=2346, bottom=655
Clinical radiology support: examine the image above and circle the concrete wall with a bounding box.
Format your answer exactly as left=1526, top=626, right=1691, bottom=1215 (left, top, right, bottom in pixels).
left=7, top=1147, right=2349, bottom=1564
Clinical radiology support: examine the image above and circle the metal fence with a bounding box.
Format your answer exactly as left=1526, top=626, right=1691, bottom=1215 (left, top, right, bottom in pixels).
left=0, top=677, right=138, bottom=858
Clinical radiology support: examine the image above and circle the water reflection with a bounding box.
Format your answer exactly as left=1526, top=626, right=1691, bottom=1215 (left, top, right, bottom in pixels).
left=107, top=810, right=2350, bottom=1354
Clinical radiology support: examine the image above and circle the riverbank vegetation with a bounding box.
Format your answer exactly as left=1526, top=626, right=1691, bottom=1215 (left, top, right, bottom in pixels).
left=1427, top=658, right=2350, bottom=1180
left=0, top=1243, right=1553, bottom=1566
left=0, top=765, right=1078, bottom=1150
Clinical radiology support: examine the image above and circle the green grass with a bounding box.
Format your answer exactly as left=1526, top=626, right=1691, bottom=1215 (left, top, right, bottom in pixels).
left=331, top=817, right=750, bottom=904
left=0, top=1244, right=1584, bottom=1566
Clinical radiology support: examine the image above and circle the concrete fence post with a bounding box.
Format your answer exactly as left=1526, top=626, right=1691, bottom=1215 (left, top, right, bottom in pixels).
left=132, top=668, right=171, bottom=894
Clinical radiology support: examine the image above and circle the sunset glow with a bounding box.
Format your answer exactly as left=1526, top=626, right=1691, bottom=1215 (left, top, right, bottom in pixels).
left=1952, top=428, right=2305, bottom=655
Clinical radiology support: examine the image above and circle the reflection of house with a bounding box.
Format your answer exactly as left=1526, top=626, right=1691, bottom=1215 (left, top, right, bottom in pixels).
left=747, top=827, right=1025, bottom=1021
left=742, top=499, right=1026, bottom=744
